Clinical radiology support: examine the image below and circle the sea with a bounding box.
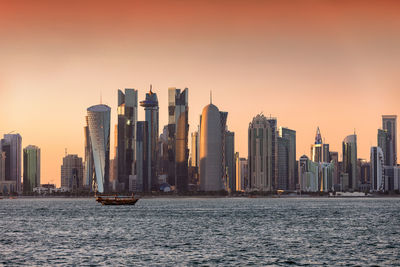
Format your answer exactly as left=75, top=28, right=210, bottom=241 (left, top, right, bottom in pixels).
left=0, top=197, right=399, bottom=266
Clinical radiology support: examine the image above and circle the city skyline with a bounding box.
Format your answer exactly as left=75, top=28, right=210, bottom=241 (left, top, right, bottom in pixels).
left=1, top=0, right=400, bottom=186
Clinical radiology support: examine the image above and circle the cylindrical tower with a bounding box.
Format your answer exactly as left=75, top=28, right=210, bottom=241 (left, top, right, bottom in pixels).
left=87, top=104, right=111, bottom=193
left=199, top=104, right=223, bottom=191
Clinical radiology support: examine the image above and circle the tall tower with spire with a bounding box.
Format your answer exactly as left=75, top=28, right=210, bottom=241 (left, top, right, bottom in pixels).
left=139, top=85, right=159, bottom=191
left=311, top=127, right=330, bottom=162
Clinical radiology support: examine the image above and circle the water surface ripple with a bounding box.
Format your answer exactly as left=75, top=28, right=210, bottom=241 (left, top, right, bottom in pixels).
left=1, top=197, right=399, bottom=266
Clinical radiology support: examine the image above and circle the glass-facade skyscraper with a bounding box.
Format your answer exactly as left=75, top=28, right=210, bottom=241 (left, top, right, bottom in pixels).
left=117, top=88, right=138, bottom=191
left=167, top=87, right=189, bottom=192
left=84, top=115, right=94, bottom=190
left=140, top=86, right=159, bottom=191
left=342, top=134, right=358, bottom=191
left=87, top=104, right=111, bottom=193
left=279, top=127, right=296, bottom=190
left=0, top=134, right=22, bottom=193
left=382, top=115, right=397, bottom=166
left=266, top=117, right=278, bottom=190
left=136, top=121, right=148, bottom=192
left=23, top=145, right=40, bottom=193
left=225, top=130, right=235, bottom=191
left=370, top=146, right=384, bottom=191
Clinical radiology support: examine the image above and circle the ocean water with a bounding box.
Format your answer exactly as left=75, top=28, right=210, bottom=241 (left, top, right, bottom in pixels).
left=0, top=197, right=399, bottom=266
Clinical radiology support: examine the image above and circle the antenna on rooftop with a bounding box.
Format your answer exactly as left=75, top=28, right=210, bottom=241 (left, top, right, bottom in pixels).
left=65, top=148, right=67, bottom=156
left=210, top=90, right=212, bottom=104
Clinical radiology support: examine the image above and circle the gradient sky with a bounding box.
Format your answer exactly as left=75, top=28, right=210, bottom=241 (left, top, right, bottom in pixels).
left=1, top=0, right=399, bottom=186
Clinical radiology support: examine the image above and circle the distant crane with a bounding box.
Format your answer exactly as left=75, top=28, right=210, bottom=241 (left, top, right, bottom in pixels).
left=7, top=130, right=15, bottom=134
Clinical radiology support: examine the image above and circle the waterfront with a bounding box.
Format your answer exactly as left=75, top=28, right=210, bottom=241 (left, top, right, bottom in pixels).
left=1, top=198, right=399, bottom=266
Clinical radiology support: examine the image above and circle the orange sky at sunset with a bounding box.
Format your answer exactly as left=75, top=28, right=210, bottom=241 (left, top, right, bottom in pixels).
left=1, top=0, right=400, bottom=186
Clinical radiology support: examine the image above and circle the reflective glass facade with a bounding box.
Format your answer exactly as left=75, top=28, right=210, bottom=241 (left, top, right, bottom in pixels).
left=117, top=89, right=138, bottom=191
left=167, top=87, right=189, bottom=192
left=342, top=135, right=358, bottom=191
left=23, top=145, right=40, bottom=193
left=381, top=115, right=397, bottom=166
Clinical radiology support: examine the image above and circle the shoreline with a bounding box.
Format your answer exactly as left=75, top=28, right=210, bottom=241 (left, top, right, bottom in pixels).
left=3, top=193, right=400, bottom=199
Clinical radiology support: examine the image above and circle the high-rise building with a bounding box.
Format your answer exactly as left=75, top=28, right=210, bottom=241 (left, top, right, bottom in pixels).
left=329, top=151, right=340, bottom=186
left=248, top=114, right=273, bottom=191
left=382, top=115, right=397, bottom=166
left=140, top=86, right=159, bottom=191
left=342, top=134, right=358, bottom=191
left=279, top=127, right=296, bottom=190
left=235, top=154, right=248, bottom=191
left=190, top=131, right=199, bottom=167
left=87, top=104, right=111, bottom=193
left=370, top=146, right=384, bottom=191
left=299, top=155, right=318, bottom=192
left=0, top=151, right=5, bottom=182
left=23, top=145, right=40, bottom=193
left=117, top=88, right=138, bottom=191
left=266, top=117, right=278, bottom=189
left=377, top=129, right=391, bottom=166
left=83, top=115, right=94, bottom=190
left=199, top=102, right=224, bottom=191
left=358, top=159, right=370, bottom=184
left=299, top=155, right=334, bottom=192
left=225, top=131, right=235, bottom=191
left=136, top=121, right=149, bottom=192
left=277, top=137, right=289, bottom=190
left=310, top=127, right=330, bottom=163
left=167, top=87, right=189, bottom=192
left=383, top=166, right=400, bottom=191
left=61, top=154, right=84, bottom=191
left=0, top=134, right=22, bottom=193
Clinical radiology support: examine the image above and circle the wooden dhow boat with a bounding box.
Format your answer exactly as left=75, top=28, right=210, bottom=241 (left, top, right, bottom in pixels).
left=95, top=193, right=139, bottom=206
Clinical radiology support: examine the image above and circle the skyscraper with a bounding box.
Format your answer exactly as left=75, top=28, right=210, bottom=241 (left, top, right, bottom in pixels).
left=299, top=155, right=334, bottom=192
left=140, top=86, right=159, bottom=191
left=23, top=145, right=40, bottom=193
left=83, top=115, right=94, bottom=190
left=235, top=154, right=248, bottom=191
left=248, top=114, right=273, bottom=191
left=277, top=136, right=289, bottom=190
left=87, top=104, right=111, bottom=193
left=377, top=129, right=391, bottom=166
left=329, top=151, right=340, bottom=187
left=117, top=88, right=138, bottom=191
left=311, top=127, right=330, bottom=163
left=370, top=146, right=384, bottom=191
left=382, top=115, right=397, bottom=166
left=199, top=102, right=224, bottom=191
left=61, top=154, right=84, bottom=191
left=0, top=151, right=5, bottom=182
left=342, top=134, right=358, bottom=191
left=225, top=130, right=235, bottom=191
left=136, top=121, right=148, bottom=192
left=167, top=87, right=189, bottom=192
left=190, top=131, right=199, bottom=167
left=266, top=117, right=278, bottom=189
left=279, top=127, right=296, bottom=190
left=0, top=134, right=22, bottom=193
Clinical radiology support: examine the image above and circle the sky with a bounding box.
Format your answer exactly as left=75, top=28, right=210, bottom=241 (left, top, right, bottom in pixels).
left=0, top=0, right=399, bottom=186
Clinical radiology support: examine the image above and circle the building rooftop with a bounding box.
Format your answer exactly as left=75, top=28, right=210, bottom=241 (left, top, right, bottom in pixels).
left=87, top=104, right=111, bottom=112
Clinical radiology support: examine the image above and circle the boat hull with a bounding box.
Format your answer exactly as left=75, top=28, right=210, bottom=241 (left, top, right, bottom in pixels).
left=96, top=196, right=139, bottom=206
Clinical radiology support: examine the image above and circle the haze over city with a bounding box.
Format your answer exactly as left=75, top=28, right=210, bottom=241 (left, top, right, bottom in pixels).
left=1, top=0, right=400, bottom=186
